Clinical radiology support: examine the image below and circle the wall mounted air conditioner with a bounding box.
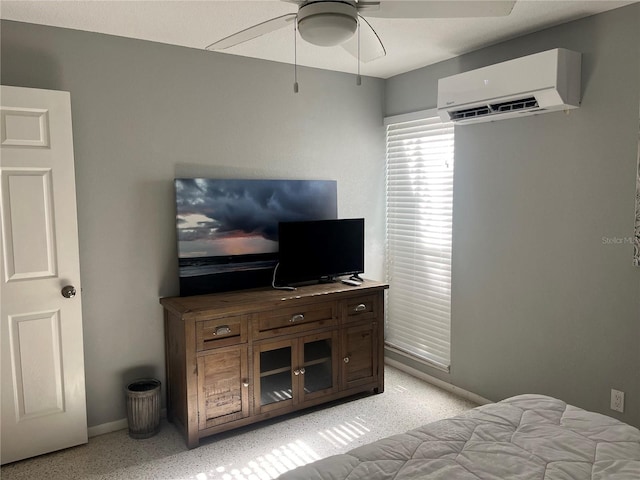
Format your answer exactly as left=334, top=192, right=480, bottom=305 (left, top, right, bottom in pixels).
left=437, top=48, right=581, bottom=125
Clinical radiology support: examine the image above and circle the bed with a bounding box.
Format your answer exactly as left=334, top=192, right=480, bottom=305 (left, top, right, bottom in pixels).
left=278, top=394, right=640, bottom=479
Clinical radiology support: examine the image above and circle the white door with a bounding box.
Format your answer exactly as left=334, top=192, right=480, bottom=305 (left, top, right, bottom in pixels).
left=0, top=85, right=87, bottom=464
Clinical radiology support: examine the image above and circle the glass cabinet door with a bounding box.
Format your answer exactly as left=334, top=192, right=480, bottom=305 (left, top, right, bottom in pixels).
left=257, top=341, right=294, bottom=412
left=255, top=332, right=338, bottom=413
left=300, top=331, right=338, bottom=402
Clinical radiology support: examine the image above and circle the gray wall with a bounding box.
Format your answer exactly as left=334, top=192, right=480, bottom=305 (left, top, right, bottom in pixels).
left=1, top=21, right=386, bottom=428
left=2, top=3, right=639, bottom=432
left=385, top=4, right=640, bottom=427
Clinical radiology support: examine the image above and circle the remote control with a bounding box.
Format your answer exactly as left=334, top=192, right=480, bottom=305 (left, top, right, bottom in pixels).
left=341, top=278, right=361, bottom=286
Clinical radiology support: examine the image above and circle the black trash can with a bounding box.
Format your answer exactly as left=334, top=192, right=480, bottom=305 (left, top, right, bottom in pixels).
left=125, top=379, right=161, bottom=439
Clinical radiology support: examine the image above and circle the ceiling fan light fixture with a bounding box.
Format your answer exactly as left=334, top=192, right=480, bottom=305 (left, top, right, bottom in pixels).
left=297, top=1, right=358, bottom=47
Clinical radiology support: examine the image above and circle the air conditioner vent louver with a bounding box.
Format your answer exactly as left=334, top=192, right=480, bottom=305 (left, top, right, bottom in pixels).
left=437, top=48, right=582, bottom=124
left=450, top=105, right=491, bottom=120
left=450, top=97, right=540, bottom=121
left=491, top=97, right=538, bottom=112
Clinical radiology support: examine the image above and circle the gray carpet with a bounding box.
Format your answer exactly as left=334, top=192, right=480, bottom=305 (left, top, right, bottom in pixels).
left=1, top=365, right=478, bottom=480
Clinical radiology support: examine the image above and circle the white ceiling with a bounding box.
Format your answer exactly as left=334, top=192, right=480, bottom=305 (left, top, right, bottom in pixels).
left=1, top=0, right=636, bottom=78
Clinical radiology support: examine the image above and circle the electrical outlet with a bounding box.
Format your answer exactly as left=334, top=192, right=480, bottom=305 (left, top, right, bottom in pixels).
left=611, top=389, right=625, bottom=413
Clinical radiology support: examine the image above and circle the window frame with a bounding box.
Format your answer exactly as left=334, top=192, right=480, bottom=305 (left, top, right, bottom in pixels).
left=384, top=108, right=454, bottom=372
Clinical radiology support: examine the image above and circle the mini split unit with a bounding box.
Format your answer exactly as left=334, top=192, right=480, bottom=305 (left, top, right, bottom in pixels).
left=437, top=48, right=582, bottom=124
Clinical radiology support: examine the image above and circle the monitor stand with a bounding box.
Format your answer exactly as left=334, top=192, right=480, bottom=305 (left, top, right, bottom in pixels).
left=318, top=276, right=337, bottom=284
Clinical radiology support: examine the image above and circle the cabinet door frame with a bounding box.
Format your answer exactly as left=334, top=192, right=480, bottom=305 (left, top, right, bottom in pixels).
left=196, top=343, right=250, bottom=430
left=253, top=338, right=297, bottom=415
left=297, top=329, right=340, bottom=405
left=340, top=320, right=379, bottom=390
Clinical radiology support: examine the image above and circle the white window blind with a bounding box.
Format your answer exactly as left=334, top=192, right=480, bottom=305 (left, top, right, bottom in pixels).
left=385, top=110, right=454, bottom=370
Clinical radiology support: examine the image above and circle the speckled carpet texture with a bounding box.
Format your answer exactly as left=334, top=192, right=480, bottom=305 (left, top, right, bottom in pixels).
left=0, top=365, right=477, bottom=480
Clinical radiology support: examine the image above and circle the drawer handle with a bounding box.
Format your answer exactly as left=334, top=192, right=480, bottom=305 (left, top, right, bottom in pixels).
left=294, top=369, right=301, bottom=376
left=213, top=326, right=232, bottom=336
left=354, top=304, right=367, bottom=312
left=343, top=356, right=350, bottom=364
left=290, top=313, right=304, bottom=323
left=242, top=380, right=249, bottom=388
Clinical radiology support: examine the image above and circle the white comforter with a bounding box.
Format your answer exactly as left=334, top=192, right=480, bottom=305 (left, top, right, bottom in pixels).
left=278, top=394, right=640, bottom=479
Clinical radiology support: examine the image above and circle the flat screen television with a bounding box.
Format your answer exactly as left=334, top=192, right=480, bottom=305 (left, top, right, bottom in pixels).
left=175, top=178, right=337, bottom=295
left=276, top=218, right=364, bottom=286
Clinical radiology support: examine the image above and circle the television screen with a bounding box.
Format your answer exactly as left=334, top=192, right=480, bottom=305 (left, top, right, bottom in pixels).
left=277, top=218, right=364, bottom=286
left=175, top=178, right=337, bottom=295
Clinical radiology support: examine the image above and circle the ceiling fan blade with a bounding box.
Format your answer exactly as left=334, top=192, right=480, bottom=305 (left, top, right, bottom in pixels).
left=363, top=1, right=516, bottom=19
left=283, top=0, right=382, bottom=9
left=341, top=15, right=386, bottom=63
left=355, top=1, right=382, bottom=13
left=205, top=14, right=297, bottom=50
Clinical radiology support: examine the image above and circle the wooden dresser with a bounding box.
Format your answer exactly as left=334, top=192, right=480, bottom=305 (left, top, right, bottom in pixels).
left=160, top=280, right=388, bottom=448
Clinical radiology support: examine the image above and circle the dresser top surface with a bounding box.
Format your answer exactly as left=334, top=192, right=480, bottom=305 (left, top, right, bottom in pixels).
left=160, top=279, right=388, bottom=319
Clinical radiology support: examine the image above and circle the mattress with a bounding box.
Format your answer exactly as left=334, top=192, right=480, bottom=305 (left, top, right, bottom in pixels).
left=278, top=394, right=640, bottom=479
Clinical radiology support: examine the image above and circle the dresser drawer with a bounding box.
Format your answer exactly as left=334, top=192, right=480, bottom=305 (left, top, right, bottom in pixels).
left=341, top=294, right=379, bottom=324
left=255, top=302, right=337, bottom=338
left=196, top=316, right=248, bottom=351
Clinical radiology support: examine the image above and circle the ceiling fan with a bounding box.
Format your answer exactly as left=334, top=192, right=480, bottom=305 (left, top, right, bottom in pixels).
left=205, top=1, right=517, bottom=63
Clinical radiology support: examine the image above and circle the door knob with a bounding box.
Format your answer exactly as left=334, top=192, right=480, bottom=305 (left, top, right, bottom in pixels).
left=61, top=285, right=76, bottom=298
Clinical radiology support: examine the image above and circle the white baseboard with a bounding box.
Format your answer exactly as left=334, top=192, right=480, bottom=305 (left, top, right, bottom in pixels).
left=87, top=408, right=167, bottom=438
left=88, top=418, right=128, bottom=438
left=87, top=368, right=489, bottom=438
left=385, top=357, right=492, bottom=406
